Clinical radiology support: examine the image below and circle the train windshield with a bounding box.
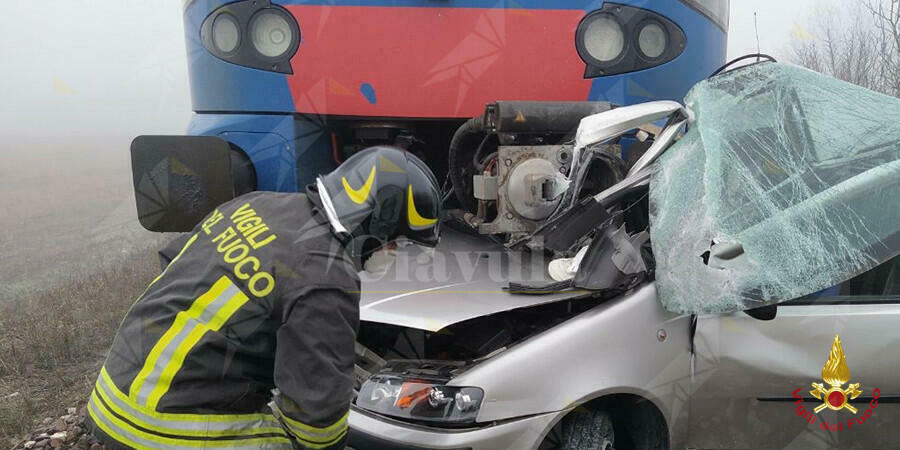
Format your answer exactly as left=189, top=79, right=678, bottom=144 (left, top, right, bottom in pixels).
left=681, top=0, right=730, bottom=30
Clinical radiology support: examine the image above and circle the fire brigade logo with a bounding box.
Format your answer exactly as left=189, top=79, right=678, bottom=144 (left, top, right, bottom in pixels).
left=810, top=334, right=862, bottom=413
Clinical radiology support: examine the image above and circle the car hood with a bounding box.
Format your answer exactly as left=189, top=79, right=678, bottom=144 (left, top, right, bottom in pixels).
left=359, top=227, right=587, bottom=332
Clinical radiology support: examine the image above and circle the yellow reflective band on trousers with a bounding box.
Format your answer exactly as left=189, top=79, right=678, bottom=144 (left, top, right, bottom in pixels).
left=93, top=367, right=286, bottom=437
left=88, top=391, right=291, bottom=449
left=129, top=275, right=249, bottom=410
left=271, top=401, right=349, bottom=448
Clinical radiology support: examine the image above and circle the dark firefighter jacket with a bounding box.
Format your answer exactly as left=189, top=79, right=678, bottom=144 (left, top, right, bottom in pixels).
left=85, top=191, right=359, bottom=449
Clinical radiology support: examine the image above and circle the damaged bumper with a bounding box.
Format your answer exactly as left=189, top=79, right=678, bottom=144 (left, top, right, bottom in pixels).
left=347, top=406, right=560, bottom=450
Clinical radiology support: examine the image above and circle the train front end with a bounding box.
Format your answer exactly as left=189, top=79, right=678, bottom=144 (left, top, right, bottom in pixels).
left=131, top=0, right=726, bottom=232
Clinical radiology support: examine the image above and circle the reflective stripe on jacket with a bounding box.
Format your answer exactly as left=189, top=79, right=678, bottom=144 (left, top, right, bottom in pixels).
left=86, top=192, right=359, bottom=449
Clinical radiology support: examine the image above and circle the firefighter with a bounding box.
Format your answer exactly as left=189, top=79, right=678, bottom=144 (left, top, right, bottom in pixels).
left=85, top=146, right=441, bottom=449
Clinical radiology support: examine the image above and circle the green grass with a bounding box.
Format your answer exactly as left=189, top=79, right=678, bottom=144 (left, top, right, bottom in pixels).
left=0, top=245, right=161, bottom=445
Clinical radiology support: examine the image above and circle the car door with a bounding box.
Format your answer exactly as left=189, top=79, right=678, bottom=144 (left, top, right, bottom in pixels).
left=687, top=255, right=900, bottom=449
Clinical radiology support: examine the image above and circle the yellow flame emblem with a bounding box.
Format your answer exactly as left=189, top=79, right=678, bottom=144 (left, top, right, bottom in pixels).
left=342, top=165, right=376, bottom=205
left=810, top=334, right=862, bottom=413
left=822, top=334, right=851, bottom=387
left=407, top=185, right=437, bottom=229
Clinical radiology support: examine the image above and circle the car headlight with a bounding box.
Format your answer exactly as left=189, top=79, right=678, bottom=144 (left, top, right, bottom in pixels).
left=357, top=375, right=484, bottom=424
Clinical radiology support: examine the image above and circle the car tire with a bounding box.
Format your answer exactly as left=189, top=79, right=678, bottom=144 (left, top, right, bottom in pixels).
left=560, top=408, right=615, bottom=450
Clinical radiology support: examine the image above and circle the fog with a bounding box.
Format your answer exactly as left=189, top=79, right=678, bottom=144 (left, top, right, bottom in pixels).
left=0, top=1, right=190, bottom=137
left=729, top=0, right=824, bottom=59
left=0, top=1, right=189, bottom=296
left=0, top=0, right=828, bottom=297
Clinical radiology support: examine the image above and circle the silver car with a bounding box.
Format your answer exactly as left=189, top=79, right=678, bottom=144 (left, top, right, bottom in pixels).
left=347, top=62, right=900, bottom=449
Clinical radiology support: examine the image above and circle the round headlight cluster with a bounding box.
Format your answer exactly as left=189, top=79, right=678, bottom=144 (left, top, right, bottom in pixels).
left=575, top=5, right=686, bottom=78
left=250, top=10, right=294, bottom=59
left=200, top=1, right=300, bottom=74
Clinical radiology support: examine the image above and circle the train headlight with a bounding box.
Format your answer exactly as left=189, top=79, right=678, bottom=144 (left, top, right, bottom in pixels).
left=200, top=0, right=300, bottom=74
left=637, top=22, right=667, bottom=59
left=581, top=14, right=625, bottom=63
left=575, top=4, right=687, bottom=78
left=250, top=10, right=294, bottom=58
left=211, top=13, right=240, bottom=54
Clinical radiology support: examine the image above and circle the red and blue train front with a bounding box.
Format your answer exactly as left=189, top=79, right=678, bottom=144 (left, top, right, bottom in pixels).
left=179, top=0, right=727, bottom=192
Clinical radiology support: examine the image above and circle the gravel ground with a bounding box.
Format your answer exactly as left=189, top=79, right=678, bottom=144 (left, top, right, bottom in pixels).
left=10, top=404, right=104, bottom=450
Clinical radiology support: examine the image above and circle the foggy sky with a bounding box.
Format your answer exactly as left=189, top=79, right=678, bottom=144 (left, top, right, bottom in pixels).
left=0, top=0, right=823, bottom=138
left=0, top=1, right=191, bottom=138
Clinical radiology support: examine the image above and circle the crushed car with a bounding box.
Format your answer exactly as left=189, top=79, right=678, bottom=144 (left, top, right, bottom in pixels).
left=348, top=61, right=900, bottom=449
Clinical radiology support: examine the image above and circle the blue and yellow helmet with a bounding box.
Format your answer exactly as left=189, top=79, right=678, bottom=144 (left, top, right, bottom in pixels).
left=315, top=146, right=441, bottom=251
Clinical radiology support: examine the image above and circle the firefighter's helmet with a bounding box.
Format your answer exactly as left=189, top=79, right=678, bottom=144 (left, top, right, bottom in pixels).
left=315, top=146, right=441, bottom=255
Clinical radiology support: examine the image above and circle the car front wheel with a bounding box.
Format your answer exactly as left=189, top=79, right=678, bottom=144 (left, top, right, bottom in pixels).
left=541, top=408, right=615, bottom=450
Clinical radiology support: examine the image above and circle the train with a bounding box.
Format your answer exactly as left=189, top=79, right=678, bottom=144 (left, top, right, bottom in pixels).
left=131, top=0, right=728, bottom=233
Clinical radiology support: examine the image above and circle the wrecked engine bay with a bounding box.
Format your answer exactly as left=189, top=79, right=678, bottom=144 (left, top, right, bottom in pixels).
left=353, top=100, right=671, bottom=385
left=352, top=62, right=900, bottom=425
left=351, top=101, right=681, bottom=425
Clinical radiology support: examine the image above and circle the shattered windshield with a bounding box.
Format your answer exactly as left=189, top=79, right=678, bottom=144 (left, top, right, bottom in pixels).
left=650, top=62, right=900, bottom=314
